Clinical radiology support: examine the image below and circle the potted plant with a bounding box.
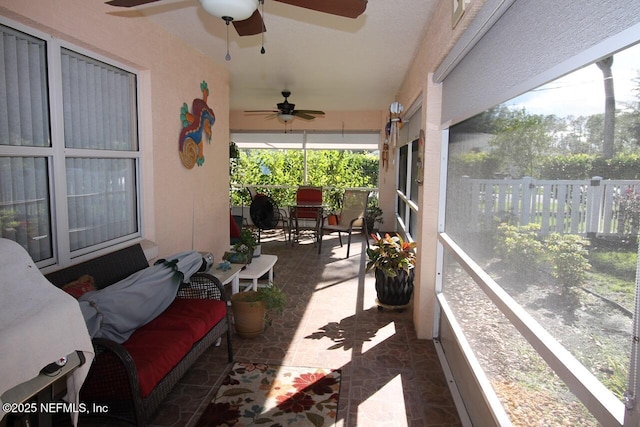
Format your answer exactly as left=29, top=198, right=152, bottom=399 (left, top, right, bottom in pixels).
left=365, top=204, right=384, bottom=233
left=366, top=233, right=417, bottom=309
left=224, top=228, right=259, bottom=264
left=237, top=227, right=262, bottom=257
left=230, top=284, right=287, bottom=338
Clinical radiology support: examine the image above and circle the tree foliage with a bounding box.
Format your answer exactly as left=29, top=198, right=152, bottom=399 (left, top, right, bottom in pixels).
left=488, top=108, right=558, bottom=178
left=231, top=149, right=379, bottom=207
left=449, top=68, right=640, bottom=180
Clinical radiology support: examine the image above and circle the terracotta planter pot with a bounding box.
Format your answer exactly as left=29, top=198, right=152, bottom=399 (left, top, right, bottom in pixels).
left=374, top=268, right=414, bottom=306
left=230, top=291, right=266, bottom=338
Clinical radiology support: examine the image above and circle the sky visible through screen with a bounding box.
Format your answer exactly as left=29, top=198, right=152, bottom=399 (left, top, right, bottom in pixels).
left=506, top=42, right=640, bottom=117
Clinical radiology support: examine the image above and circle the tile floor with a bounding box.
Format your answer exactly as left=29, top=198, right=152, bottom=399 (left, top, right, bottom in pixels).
left=78, top=230, right=463, bottom=427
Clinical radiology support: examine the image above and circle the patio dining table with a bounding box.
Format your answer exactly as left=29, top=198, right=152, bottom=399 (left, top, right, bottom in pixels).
left=288, top=203, right=326, bottom=246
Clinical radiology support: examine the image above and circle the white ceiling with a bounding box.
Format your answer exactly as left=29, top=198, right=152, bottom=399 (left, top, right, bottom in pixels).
left=113, top=0, right=438, bottom=114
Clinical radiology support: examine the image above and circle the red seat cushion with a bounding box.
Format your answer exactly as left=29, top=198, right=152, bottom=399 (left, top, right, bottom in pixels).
left=123, top=298, right=227, bottom=397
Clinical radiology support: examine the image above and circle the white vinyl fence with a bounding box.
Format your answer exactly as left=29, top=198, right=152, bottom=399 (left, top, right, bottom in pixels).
left=448, top=176, right=640, bottom=237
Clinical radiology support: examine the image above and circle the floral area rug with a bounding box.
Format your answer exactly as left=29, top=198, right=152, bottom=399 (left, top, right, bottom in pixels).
left=195, top=362, right=341, bottom=427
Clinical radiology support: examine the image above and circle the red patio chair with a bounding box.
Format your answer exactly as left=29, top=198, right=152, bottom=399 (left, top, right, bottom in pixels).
left=290, top=186, right=323, bottom=244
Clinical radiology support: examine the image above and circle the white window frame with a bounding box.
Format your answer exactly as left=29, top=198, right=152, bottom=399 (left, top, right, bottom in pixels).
left=0, top=17, right=144, bottom=271
left=395, top=102, right=421, bottom=240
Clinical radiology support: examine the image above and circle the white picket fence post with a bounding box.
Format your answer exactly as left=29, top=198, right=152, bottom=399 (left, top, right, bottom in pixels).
left=519, top=177, right=534, bottom=226
left=585, top=176, right=603, bottom=236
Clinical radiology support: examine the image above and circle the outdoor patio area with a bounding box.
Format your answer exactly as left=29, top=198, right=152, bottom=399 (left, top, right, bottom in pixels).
left=142, top=229, right=462, bottom=427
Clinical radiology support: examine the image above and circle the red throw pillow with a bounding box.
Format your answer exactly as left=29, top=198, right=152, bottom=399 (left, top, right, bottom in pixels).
left=230, top=213, right=241, bottom=238
left=62, top=274, right=96, bottom=298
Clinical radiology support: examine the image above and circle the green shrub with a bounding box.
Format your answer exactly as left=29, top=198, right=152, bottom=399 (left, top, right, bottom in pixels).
left=449, top=151, right=502, bottom=179
left=592, top=153, right=640, bottom=179
left=495, top=225, right=593, bottom=289
left=495, top=223, right=545, bottom=276
left=540, top=154, right=595, bottom=180
left=545, top=233, right=591, bottom=289
left=539, top=153, right=640, bottom=180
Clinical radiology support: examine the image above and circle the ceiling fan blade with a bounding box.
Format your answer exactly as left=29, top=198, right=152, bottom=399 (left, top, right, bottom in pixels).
left=294, top=112, right=318, bottom=120
left=294, top=109, right=325, bottom=115
left=105, top=0, right=161, bottom=7
left=233, top=9, right=265, bottom=36
left=245, top=110, right=279, bottom=113
left=273, top=0, right=367, bottom=18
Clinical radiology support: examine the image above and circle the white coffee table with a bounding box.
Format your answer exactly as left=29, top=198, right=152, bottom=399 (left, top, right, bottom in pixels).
left=238, top=254, right=278, bottom=292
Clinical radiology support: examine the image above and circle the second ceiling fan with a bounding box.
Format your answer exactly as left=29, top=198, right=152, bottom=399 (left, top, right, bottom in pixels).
left=105, top=0, right=368, bottom=37
left=245, top=91, right=325, bottom=122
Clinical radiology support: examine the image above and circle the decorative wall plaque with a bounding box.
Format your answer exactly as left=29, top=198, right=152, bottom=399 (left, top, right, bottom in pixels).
left=178, top=81, right=216, bottom=169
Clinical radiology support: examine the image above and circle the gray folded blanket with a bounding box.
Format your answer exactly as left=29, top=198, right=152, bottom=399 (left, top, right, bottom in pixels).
left=78, top=251, right=203, bottom=343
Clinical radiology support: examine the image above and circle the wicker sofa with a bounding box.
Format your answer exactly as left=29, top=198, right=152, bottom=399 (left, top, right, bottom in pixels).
left=45, top=243, right=233, bottom=426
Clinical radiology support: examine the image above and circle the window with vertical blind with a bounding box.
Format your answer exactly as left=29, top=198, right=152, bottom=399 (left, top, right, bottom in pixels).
left=0, top=21, right=140, bottom=267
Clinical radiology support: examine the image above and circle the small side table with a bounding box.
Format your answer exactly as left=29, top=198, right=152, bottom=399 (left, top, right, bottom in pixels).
left=210, top=262, right=244, bottom=294
left=238, top=254, right=278, bottom=292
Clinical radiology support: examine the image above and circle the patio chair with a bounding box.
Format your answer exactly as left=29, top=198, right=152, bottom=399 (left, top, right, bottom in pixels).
left=318, top=189, right=370, bottom=257
left=247, top=186, right=257, bottom=201
left=290, top=186, right=323, bottom=245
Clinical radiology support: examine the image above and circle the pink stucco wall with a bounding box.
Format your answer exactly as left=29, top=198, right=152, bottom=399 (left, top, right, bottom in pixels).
left=394, top=0, right=485, bottom=338
left=1, top=0, right=231, bottom=261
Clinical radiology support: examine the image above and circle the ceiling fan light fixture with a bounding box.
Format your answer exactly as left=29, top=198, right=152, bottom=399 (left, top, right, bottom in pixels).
left=279, top=113, right=294, bottom=123
left=198, top=0, right=258, bottom=21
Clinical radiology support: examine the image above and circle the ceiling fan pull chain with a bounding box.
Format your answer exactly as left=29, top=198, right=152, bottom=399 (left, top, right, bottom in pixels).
left=224, top=17, right=231, bottom=61
left=260, top=0, right=266, bottom=54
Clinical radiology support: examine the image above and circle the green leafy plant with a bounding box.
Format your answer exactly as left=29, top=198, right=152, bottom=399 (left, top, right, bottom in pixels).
left=234, top=228, right=258, bottom=255
left=617, top=186, right=640, bottom=234
left=365, top=204, right=383, bottom=231
left=256, top=284, right=287, bottom=315
left=545, top=233, right=591, bottom=289
left=0, top=209, right=20, bottom=230
left=233, top=284, right=287, bottom=324
left=366, top=233, right=416, bottom=277
left=495, top=223, right=545, bottom=276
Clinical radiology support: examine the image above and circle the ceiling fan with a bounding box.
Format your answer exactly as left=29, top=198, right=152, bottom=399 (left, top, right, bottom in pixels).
left=105, top=0, right=368, bottom=37
left=245, top=90, right=325, bottom=122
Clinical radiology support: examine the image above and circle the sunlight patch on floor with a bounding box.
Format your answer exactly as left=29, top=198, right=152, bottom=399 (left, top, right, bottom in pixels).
left=357, top=374, right=408, bottom=426
left=361, top=321, right=396, bottom=354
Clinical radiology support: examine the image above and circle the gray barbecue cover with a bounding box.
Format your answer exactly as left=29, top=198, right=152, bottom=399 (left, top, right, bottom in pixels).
left=78, top=251, right=203, bottom=343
